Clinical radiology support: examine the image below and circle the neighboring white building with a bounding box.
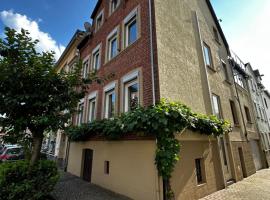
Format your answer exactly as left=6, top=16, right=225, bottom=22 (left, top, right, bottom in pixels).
left=246, top=63, right=270, bottom=166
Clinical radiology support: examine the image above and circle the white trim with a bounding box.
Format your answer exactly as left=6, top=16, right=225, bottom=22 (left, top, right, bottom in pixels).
left=92, top=43, right=102, bottom=54
left=104, top=81, right=116, bottom=92
left=124, top=7, right=138, bottom=24
left=79, top=98, right=84, bottom=104
left=88, top=91, right=98, bottom=100
left=107, top=27, right=119, bottom=39
left=83, top=55, right=90, bottom=63
left=122, top=70, right=139, bottom=83
left=124, top=79, right=139, bottom=112
left=95, top=10, right=104, bottom=31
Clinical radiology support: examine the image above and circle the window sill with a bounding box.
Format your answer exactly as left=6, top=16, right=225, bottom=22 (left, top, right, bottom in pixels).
left=197, top=182, right=206, bottom=187
left=207, top=65, right=217, bottom=72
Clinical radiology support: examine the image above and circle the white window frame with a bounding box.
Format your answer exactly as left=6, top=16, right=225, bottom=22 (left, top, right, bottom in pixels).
left=203, top=42, right=213, bottom=69
left=212, top=94, right=222, bottom=119
left=77, top=98, right=85, bottom=126
left=95, top=10, right=104, bottom=32
left=88, top=92, right=97, bottom=122
left=104, top=82, right=116, bottom=119
left=91, top=44, right=102, bottom=71
left=110, top=0, right=120, bottom=15
left=107, top=27, right=119, bottom=61
left=124, top=7, right=139, bottom=48
left=82, top=57, right=90, bottom=79
left=122, top=70, right=140, bottom=112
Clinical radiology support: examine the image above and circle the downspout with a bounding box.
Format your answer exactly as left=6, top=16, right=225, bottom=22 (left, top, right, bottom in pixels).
left=148, top=0, right=161, bottom=199
left=193, top=11, right=228, bottom=189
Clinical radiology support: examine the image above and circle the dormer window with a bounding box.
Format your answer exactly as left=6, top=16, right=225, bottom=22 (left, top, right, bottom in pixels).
left=110, top=0, right=120, bottom=14
left=95, top=10, right=104, bottom=31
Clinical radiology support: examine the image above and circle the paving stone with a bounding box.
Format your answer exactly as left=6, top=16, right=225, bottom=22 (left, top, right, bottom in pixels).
left=51, top=172, right=132, bottom=200
left=200, top=169, right=270, bottom=200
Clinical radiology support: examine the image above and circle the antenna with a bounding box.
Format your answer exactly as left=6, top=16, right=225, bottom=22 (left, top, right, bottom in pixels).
left=84, top=22, right=91, bottom=32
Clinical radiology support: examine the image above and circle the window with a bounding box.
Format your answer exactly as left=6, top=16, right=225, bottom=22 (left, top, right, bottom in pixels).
left=104, top=161, right=110, bottom=174
left=265, top=98, right=268, bottom=109
left=251, top=80, right=255, bottom=91
left=230, top=100, right=239, bottom=125
left=88, top=98, right=96, bottom=122
left=195, top=158, right=205, bottom=184
left=77, top=101, right=84, bottom=125
left=95, top=10, right=104, bottom=31
left=212, top=94, right=222, bottom=119
left=222, top=62, right=230, bottom=81
left=92, top=44, right=101, bottom=70
left=124, top=80, right=139, bottom=112
left=69, top=62, right=77, bottom=73
left=82, top=59, right=89, bottom=79
left=105, top=90, right=116, bottom=118
left=213, top=27, right=219, bottom=42
left=259, top=106, right=263, bottom=120
left=233, top=71, right=245, bottom=88
left=107, top=28, right=119, bottom=61
left=244, top=106, right=252, bottom=123
left=203, top=43, right=213, bottom=69
left=254, top=102, right=259, bottom=118
left=110, top=0, right=120, bottom=14
left=124, top=8, right=139, bottom=47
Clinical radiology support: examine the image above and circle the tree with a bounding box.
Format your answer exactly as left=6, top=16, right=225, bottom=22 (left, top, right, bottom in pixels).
left=0, top=27, right=91, bottom=166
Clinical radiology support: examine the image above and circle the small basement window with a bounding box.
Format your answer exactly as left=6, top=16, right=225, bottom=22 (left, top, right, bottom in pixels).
left=104, top=161, right=110, bottom=174
left=195, top=158, right=205, bottom=185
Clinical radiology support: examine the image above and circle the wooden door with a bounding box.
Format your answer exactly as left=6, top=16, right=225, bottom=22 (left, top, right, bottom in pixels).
left=82, top=149, right=93, bottom=182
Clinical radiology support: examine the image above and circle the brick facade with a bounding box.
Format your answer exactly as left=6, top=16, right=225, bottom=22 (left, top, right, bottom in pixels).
left=79, top=0, right=154, bottom=121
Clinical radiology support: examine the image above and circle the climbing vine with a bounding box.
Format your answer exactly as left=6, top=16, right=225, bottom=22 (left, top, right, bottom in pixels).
left=66, top=99, right=231, bottom=199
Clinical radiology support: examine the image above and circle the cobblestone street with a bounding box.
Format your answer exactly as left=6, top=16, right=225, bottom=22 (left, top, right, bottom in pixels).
left=200, top=169, right=270, bottom=200
left=51, top=172, right=131, bottom=200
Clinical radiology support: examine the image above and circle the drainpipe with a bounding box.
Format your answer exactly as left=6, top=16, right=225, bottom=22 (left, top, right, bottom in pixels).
left=193, top=11, right=227, bottom=189
left=148, top=0, right=161, bottom=199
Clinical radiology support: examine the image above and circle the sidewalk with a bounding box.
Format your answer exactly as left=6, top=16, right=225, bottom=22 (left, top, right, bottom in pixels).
left=200, top=168, right=270, bottom=200
left=51, top=172, right=131, bottom=200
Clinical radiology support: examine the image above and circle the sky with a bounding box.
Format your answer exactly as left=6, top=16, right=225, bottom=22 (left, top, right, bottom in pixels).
left=0, top=0, right=269, bottom=89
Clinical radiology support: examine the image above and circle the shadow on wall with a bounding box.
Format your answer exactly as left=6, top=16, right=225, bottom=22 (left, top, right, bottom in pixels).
left=171, top=140, right=224, bottom=200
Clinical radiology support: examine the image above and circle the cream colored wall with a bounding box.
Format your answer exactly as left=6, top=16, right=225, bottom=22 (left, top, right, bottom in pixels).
left=171, top=137, right=224, bottom=200
left=67, top=140, right=159, bottom=200
left=56, top=42, right=78, bottom=72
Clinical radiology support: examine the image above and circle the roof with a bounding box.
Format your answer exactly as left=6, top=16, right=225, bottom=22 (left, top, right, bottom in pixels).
left=205, top=0, right=230, bottom=54
left=55, top=30, right=85, bottom=68
left=91, top=0, right=102, bottom=19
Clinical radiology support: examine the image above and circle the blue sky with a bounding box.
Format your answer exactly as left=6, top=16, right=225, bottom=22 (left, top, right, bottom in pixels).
left=0, top=0, right=269, bottom=89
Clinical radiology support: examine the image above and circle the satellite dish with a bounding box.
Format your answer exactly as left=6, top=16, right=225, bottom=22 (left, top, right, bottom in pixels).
left=84, top=22, right=92, bottom=32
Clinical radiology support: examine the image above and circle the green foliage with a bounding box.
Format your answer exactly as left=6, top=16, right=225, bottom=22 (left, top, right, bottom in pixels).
left=66, top=99, right=231, bottom=181
left=0, top=160, right=59, bottom=200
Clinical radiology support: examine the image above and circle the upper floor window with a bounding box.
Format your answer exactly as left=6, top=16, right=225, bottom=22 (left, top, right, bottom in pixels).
left=105, top=90, right=115, bottom=118
left=222, top=62, right=230, bottom=81
left=77, top=100, right=84, bottom=126
left=203, top=43, right=213, bottom=69
left=104, top=82, right=116, bottom=119
left=230, top=100, right=239, bottom=125
left=264, top=98, right=268, bottom=109
left=110, top=0, right=120, bottom=14
left=82, top=59, right=89, bottom=79
left=87, top=92, right=97, bottom=122
left=91, top=44, right=101, bottom=70
left=234, top=71, right=245, bottom=89
left=213, top=27, right=219, bottom=43
left=107, top=27, right=119, bottom=61
left=95, top=10, right=104, bottom=31
left=212, top=94, right=222, bottom=119
left=124, top=8, right=139, bottom=47
left=244, top=106, right=252, bottom=123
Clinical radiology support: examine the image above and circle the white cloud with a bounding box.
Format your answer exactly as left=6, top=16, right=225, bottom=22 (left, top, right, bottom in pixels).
left=0, top=10, right=65, bottom=60
left=228, top=1, right=270, bottom=90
